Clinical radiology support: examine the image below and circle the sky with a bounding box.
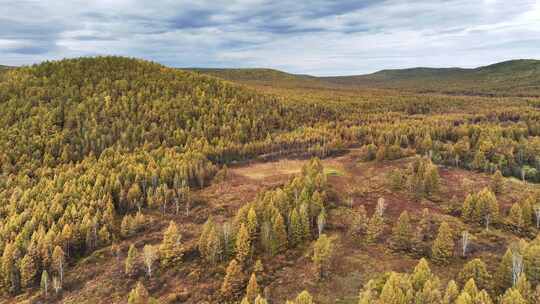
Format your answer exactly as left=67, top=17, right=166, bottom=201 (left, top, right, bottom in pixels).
left=1, top=0, right=539, bottom=76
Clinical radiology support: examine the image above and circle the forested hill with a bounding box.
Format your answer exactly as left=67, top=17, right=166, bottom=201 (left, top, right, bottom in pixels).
left=187, top=68, right=326, bottom=88
left=191, top=59, right=540, bottom=96
left=0, top=56, right=315, bottom=173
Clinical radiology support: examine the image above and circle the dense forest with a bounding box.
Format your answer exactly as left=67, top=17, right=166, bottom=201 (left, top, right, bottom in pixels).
left=2, top=57, right=540, bottom=303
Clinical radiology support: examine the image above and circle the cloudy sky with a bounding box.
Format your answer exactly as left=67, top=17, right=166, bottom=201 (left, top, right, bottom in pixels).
left=1, top=0, right=539, bottom=75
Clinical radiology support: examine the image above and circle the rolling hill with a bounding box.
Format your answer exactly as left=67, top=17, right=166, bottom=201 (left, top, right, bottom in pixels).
left=191, top=59, right=540, bottom=96
left=3, top=56, right=540, bottom=304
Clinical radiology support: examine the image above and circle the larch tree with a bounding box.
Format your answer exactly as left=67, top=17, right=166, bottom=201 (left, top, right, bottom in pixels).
left=235, top=223, right=251, bottom=265
left=457, top=258, right=492, bottom=292
left=159, top=221, right=183, bottom=267
left=391, top=211, right=413, bottom=252
left=431, top=221, right=454, bottom=264
left=245, top=272, right=260, bottom=302
left=221, top=259, right=244, bottom=299
left=125, top=244, right=138, bottom=277
left=312, top=234, right=333, bottom=279
left=128, top=281, right=150, bottom=304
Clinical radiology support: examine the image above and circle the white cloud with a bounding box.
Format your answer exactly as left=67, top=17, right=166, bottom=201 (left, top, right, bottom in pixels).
left=0, top=0, right=539, bottom=74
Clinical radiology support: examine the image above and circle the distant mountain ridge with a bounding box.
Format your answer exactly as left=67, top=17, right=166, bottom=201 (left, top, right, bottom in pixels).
left=189, top=59, right=540, bottom=96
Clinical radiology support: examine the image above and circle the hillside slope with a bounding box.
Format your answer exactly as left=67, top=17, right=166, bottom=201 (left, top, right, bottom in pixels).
left=322, top=59, right=540, bottom=96
left=193, top=59, right=540, bottom=96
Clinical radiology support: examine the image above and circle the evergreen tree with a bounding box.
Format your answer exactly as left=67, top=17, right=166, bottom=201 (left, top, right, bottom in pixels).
left=431, top=222, right=454, bottom=264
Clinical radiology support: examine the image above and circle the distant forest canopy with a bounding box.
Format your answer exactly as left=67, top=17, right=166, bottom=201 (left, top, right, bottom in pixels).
left=188, top=59, right=540, bottom=97
left=1, top=56, right=540, bottom=297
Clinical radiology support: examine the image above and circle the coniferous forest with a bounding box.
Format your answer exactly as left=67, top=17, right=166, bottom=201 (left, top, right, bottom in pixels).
left=2, top=56, right=540, bottom=304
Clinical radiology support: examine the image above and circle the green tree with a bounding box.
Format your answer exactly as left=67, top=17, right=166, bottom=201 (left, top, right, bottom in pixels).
left=125, top=244, right=138, bottom=276
left=458, top=258, right=492, bottom=292
left=159, top=221, right=183, bottom=267
left=491, top=170, right=504, bottom=194
left=365, top=212, right=384, bottom=244
left=312, top=234, right=333, bottom=279
left=442, top=280, right=459, bottom=304
left=391, top=211, right=413, bottom=252
left=431, top=222, right=454, bottom=264
left=128, top=281, right=149, bottom=304
left=40, top=270, right=49, bottom=297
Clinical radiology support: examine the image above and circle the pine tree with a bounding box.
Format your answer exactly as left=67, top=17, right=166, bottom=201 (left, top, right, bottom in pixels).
left=245, top=272, right=260, bottom=302
left=431, top=221, right=454, bottom=264
left=125, top=244, right=138, bottom=276
left=235, top=223, right=251, bottom=265
left=312, top=234, right=333, bottom=279
left=391, top=211, right=413, bottom=252
left=159, top=221, right=183, bottom=267
left=221, top=259, right=244, bottom=299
